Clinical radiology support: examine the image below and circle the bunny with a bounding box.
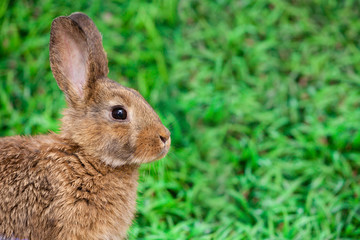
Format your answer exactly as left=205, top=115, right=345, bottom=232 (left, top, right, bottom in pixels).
left=0, top=12, right=170, bottom=240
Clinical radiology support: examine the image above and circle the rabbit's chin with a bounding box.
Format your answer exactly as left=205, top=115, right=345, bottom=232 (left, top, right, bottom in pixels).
left=153, top=141, right=171, bottom=161
left=133, top=144, right=171, bottom=165
left=101, top=140, right=171, bottom=167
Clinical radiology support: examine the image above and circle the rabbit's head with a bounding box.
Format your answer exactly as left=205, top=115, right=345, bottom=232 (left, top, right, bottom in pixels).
left=49, top=13, right=170, bottom=167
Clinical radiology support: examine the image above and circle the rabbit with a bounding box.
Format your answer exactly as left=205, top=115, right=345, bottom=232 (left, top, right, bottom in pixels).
left=0, top=12, right=171, bottom=240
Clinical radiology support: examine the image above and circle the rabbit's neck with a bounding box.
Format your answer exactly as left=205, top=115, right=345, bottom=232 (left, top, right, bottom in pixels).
left=55, top=132, right=139, bottom=173
left=34, top=133, right=139, bottom=180
left=49, top=133, right=140, bottom=175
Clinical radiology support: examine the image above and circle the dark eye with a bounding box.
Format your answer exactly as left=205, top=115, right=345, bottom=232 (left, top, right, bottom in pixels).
left=112, top=107, right=127, bottom=120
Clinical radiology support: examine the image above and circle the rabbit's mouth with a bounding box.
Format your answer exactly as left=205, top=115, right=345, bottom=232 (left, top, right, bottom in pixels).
left=153, top=137, right=171, bottom=161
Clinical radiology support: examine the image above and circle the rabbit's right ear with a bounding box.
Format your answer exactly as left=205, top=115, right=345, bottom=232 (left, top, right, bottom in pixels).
left=49, top=16, right=107, bottom=106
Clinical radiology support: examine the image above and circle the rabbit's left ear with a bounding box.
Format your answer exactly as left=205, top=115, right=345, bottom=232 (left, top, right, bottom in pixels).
left=69, top=12, right=109, bottom=79
left=49, top=13, right=108, bottom=106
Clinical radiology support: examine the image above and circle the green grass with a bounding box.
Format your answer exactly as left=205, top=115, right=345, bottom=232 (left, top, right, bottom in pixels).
left=1, top=0, right=360, bottom=239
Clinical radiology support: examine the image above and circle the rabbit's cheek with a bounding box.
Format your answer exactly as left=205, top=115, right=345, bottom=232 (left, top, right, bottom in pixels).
left=131, top=135, right=154, bottom=163
left=100, top=136, right=135, bottom=164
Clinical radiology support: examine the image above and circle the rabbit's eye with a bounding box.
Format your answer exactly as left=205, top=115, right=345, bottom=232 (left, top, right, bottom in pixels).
left=112, top=107, right=127, bottom=120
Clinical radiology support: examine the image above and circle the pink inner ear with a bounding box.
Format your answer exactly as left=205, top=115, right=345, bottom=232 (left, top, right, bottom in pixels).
left=60, top=35, right=87, bottom=97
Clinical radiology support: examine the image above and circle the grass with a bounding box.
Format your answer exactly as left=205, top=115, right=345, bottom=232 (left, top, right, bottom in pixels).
left=1, top=0, right=360, bottom=239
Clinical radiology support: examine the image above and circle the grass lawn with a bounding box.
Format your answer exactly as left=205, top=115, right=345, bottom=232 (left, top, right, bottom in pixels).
left=1, top=0, right=360, bottom=239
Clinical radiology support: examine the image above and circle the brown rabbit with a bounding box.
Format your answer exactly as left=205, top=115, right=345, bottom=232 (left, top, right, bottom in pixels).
left=0, top=12, right=170, bottom=240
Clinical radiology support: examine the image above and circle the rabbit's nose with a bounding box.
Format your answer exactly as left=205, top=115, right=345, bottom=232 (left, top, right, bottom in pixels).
left=159, top=135, right=168, bottom=143
left=159, top=128, right=170, bottom=143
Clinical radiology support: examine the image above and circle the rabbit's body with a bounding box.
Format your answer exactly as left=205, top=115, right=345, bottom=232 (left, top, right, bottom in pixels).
left=0, top=134, right=138, bottom=239
left=0, top=12, right=170, bottom=239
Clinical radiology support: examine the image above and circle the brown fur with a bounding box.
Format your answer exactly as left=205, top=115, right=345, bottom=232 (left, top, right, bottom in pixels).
left=0, top=13, right=170, bottom=240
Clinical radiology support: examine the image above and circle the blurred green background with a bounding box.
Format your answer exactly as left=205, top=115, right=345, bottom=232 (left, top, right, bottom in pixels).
left=1, top=0, right=360, bottom=239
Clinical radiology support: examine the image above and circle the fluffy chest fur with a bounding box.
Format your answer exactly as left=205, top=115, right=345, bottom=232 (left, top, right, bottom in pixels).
left=0, top=135, right=139, bottom=240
